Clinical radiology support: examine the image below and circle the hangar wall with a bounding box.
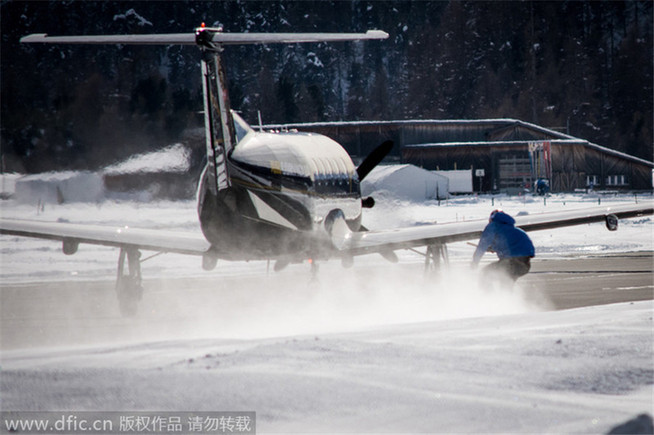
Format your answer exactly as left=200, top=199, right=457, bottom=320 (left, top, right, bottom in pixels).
left=265, top=119, right=653, bottom=192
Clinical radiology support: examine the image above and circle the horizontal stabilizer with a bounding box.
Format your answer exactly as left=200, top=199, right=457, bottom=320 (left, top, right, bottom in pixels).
left=20, top=33, right=197, bottom=45
left=21, top=29, right=388, bottom=46
left=207, top=30, right=389, bottom=45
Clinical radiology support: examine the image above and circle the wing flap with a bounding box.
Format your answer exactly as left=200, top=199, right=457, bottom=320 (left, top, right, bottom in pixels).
left=0, top=219, right=210, bottom=255
left=349, top=220, right=486, bottom=255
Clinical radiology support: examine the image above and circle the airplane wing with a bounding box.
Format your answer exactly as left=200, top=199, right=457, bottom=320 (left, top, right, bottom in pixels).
left=2, top=202, right=651, bottom=259
left=341, top=202, right=654, bottom=256
left=0, top=218, right=210, bottom=256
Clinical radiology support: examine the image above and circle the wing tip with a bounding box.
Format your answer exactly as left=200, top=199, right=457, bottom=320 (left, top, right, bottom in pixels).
left=20, top=33, right=48, bottom=43
left=366, top=30, right=389, bottom=40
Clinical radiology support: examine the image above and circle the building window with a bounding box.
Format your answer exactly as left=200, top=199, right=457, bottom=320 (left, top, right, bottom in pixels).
left=586, top=175, right=600, bottom=186
left=606, top=175, right=628, bottom=186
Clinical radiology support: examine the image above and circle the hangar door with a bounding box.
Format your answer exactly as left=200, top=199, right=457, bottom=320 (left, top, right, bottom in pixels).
left=498, top=155, right=531, bottom=190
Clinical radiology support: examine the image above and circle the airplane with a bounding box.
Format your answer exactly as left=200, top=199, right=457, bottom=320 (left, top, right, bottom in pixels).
left=2, top=25, right=653, bottom=316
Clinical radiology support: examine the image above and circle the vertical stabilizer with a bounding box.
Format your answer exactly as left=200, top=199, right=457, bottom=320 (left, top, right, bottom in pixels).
left=200, top=50, right=236, bottom=193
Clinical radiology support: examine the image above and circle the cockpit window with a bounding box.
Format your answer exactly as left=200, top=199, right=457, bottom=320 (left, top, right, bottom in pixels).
left=313, top=173, right=360, bottom=196
left=231, top=111, right=253, bottom=143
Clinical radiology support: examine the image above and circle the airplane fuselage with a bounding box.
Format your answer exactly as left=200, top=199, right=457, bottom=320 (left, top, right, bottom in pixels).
left=197, top=124, right=363, bottom=262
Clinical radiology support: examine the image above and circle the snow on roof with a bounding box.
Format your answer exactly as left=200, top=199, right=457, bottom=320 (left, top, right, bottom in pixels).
left=264, top=118, right=570, bottom=140
left=361, top=164, right=410, bottom=184
left=103, top=144, right=191, bottom=175
left=263, top=118, right=653, bottom=167
left=363, top=164, right=447, bottom=184
left=405, top=139, right=654, bottom=167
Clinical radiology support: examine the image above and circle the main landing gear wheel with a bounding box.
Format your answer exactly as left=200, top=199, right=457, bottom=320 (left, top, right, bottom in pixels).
left=116, top=248, right=143, bottom=317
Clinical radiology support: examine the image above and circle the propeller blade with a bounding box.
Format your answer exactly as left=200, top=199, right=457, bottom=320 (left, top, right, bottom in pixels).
left=356, top=140, right=394, bottom=181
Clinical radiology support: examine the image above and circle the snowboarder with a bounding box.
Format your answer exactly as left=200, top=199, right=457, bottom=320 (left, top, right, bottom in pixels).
left=472, top=210, right=535, bottom=282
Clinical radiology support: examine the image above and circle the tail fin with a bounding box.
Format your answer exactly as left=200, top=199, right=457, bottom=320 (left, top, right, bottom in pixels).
left=200, top=50, right=235, bottom=193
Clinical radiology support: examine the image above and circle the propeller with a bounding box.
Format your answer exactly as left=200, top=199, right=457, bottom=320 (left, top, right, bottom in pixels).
left=357, top=140, right=393, bottom=210
left=356, top=140, right=394, bottom=181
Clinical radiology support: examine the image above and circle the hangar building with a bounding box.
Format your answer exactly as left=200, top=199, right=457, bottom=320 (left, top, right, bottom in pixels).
left=262, top=119, right=653, bottom=193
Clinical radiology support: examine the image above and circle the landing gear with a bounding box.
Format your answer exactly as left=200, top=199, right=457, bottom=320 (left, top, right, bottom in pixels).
left=421, top=243, right=449, bottom=276
left=116, top=248, right=143, bottom=317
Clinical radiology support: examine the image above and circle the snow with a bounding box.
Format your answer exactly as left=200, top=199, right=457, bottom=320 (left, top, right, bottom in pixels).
left=113, top=9, right=153, bottom=27
left=1, top=299, right=652, bottom=433
left=103, top=144, right=190, bottom=175
left=231, top=131, right=356, bottom=180
left=1, top=190, right=652, bottom=433
left=306, top=52, right=324, bottom=68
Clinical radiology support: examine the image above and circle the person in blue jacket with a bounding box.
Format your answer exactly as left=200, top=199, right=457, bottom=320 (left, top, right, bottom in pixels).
left=472, top=210, right=535, bottom=282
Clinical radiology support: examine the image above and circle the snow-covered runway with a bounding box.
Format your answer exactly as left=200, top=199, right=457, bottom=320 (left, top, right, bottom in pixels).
left=2, top=299, right=652, bottom=433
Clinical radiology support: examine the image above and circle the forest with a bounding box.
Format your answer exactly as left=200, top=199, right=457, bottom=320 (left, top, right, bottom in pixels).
left=1, top=1, right=652, bottom=172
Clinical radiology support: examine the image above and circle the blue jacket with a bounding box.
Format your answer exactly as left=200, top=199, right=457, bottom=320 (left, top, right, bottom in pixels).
left=473, top=211, right=535, bottom=264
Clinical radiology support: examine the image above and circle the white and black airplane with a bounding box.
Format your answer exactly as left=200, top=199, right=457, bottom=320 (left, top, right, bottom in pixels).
left=2, top=26, right=652, bottom=315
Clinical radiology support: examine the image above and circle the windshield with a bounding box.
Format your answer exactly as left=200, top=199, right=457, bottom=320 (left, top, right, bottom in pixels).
left=231, top=111, right=253, bottom=143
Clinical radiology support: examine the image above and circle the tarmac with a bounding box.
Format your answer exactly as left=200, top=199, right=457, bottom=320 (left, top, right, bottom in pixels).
left=1, top=252, right=652, bottom=350
left=524, top=252, right=653, bottom=310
